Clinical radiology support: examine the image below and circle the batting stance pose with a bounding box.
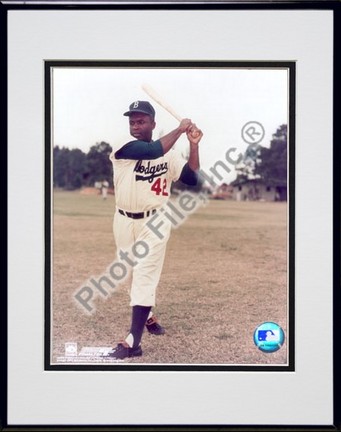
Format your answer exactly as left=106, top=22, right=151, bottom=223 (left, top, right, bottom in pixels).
left=107, top=100, right=203, bottom=360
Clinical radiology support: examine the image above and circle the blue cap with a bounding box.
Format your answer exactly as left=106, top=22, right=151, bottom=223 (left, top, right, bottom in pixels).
left=123, top=101, right=155, bottom=118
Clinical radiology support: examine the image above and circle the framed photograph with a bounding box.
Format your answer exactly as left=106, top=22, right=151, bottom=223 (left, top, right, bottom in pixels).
left=45, top=61, right=294, bottom=371
left=3, top=1, right=340, bottom=430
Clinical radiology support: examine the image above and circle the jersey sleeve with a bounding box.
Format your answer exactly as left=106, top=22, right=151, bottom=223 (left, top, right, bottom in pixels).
left=179, top=162, right=198, bottom=185
left=114, top=139, right=164, bottom=160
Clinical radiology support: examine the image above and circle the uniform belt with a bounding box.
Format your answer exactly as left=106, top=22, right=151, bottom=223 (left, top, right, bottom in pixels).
left=118, top=208, right=157, bottom=219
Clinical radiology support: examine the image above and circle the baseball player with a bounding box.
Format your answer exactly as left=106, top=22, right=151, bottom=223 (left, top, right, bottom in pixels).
left=101, top=180, right=109, bottom=200
left=107, top=100, right=203, bottom=360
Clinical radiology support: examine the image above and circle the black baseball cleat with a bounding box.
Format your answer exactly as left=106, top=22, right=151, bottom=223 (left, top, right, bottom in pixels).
left=106, top=341, right=142, bottom=359
left=146, top=316, right=166, bottom=335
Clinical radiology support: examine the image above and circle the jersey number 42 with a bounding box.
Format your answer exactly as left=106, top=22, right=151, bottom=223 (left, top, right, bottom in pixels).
left=151, top=178, right=169, bottom=196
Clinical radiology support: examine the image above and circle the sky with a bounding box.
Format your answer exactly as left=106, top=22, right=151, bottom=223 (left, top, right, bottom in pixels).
left=52, top=67, right=289, bottom=182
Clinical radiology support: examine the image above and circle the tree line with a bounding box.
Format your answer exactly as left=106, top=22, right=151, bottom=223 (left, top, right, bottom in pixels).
left=53, top=141, right=113, bottom=190
left=232, top=124, right=288, bottom=188
left=53, top=124, right=287, bottom=191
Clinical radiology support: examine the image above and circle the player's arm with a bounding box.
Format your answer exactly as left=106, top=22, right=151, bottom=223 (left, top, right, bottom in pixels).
left=115, top=117, right=192, bottom=160
left=179, top=163, right=198, bottom=186
left=177, top=125, right=203, bottom=185
left=187, top=125, right=203, bottom=171
left=115, top=140, right=164, bottom=160
left=187, top=142, right=200, bottom=172
left=159, top=118, right=192, bottom=155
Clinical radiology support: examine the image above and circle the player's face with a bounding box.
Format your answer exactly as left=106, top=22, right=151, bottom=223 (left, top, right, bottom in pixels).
left=129, top=113, right=156, bottom=142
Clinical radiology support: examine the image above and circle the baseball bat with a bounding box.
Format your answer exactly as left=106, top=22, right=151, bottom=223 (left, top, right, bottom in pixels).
left=141, top=83, right=183, bottom=122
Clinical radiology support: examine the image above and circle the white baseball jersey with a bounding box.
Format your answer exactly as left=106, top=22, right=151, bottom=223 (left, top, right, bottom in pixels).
left=109, top=141, right=187, bottom=306
left=110, top=145, right=186, bottom=213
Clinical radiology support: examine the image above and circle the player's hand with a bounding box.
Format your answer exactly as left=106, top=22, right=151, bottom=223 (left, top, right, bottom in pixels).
left=178, top=118, right=193, bottom=133
left=186, top=124, right=203, bottom=144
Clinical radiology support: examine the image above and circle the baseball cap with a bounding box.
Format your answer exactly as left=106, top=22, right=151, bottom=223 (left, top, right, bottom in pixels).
left=123, top=101, right=155, bottom=118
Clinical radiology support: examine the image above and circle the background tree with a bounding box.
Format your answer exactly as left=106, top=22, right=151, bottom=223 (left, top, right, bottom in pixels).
left=233, top=144, right=261, bottom=184
left=53, top=146, right=68, bottom=188
left=232, top=124, right=287, bottom=187
left=84, top=141, right=113, bottom=187
left=53, top=146, right=86, bottom=190
left=53, top=142, right=113, bottom=190
left=255, top=124, right=287, bottom=186
left=68, top=148, right=87, bottom=189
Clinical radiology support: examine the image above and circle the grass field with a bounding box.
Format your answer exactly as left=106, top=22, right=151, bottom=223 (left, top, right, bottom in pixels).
left=52, top=190, right=288, bottom=365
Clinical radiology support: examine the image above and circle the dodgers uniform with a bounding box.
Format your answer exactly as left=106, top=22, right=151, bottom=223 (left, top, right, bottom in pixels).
left=110, top=139, right=196, bottom=306
left=107, top=100, right=199, bottom=359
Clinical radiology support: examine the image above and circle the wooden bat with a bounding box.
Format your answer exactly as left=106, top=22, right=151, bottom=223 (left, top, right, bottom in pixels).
left=141, top=84, right=183, bottom=122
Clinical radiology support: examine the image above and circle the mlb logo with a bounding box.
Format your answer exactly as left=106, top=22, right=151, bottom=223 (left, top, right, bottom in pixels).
left=253, top=322, right=285, bottom=353
left=257, top=329, right=280, bottom=342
